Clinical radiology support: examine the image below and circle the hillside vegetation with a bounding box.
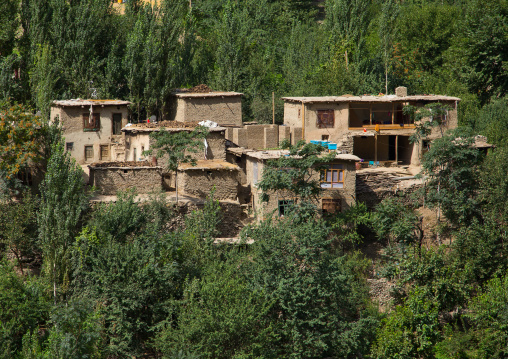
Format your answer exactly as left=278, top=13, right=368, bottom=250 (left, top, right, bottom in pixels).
left=1, top=0, right=508, bottom=358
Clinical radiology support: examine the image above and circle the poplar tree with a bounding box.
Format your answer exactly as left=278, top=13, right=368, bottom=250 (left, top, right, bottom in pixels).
left=38, top=141, right=89, bottom=303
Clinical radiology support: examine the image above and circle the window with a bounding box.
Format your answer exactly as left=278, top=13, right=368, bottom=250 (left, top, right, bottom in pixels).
left=317, top=110, right=334, bottom=128
left=66, top=142, right=74, bottom=151
left=320, top=164, right=344, bottom=188
left=371, top=103, right=392, bottom=125
left=278, top=199, right=295, bottom=217
left=85, top=145, right=94, bottom=162
left=322, top=198, right=341, bottom=214
left=83, top=113, right=100, bottom=131
left=321, top=134, right=329, bottom=141
left=113, top=113, right=122, bottom=135
left=100, top=145, right=110, bottom=161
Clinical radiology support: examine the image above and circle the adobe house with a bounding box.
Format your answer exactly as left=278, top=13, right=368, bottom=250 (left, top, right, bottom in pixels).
left=121, top=122, right=227, bottom=163
left=281, top=87, right=460, bottom=167
left=232, top=149, right=359, bottom=219
left=88, top=161, right=163, bottom=195
left=50, top=99, right=131, bottom=165
left=168, top=87, right=243, bottom=126
left=178, top=160, right=240, bottom=201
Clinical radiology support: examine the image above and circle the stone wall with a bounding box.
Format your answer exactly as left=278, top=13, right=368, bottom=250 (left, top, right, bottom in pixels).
left=172, top=96, right=242, bottom=126
left=90, top=166, right=163, bottom=195
left=178, top=169, right=239, bottom=201
left=168, top=201, right=251, bottom=238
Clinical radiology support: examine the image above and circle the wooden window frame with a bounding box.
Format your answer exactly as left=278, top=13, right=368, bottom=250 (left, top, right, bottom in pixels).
left=320, top=164, right=344, bottom=189
left=84, top=145, right=94, bottom=162
left=322, top=198, right=341, bottom=214
left=317, top=109, right=334, bottom=128
left=83, top=113, right=100, bottom=131
left=100, top=144, right=110, bottom=161
left=112, top=113, right=122, bottom=135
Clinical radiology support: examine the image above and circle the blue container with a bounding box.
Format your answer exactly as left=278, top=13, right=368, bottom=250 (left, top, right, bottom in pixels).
left=310, top=140, right=320, bottom=145
left=320, top=141, right=329, bottom=147
left=328, top=143, right=337, bottom=150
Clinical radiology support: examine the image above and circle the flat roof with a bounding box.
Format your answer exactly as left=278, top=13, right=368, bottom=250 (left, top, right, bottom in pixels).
left=236, top=148, right=361, bottom=162
left=174, top=91, right=243, bottom=98
left=178, top=160, right=240, bottom=171
left=281, top=94, right=461, bottom=104
left=122, top=122, right=227, bottom=133
left=88, top=161, right=160, bottom=169
left=52, top=99, right=132, bottom=107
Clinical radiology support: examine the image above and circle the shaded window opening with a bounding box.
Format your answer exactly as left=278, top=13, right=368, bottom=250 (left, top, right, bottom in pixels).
left=83, top=113, right=100, bottom=131
left=317, top=110, right=334, bottom=128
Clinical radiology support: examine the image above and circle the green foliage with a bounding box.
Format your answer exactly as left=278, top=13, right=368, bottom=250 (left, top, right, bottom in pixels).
left=44, top=299, right=104, bottom=359
left=38, top=141, right=89, bottom=302
left=472, top=98, right=508, bottom=146
left=0, top=262, right=50, bottom=358
left=71, top=234, right=181, bottom=357
left=0, top=191, right=39, bottom=275
left=480, top=146, right=508, bottom=223
left=145, top=126, right=208, bottom=173
left=403, top=102, right=453, bottom=143
left=155, top=261, right=274, bottom=359
left=330, top=202, right=371, bottom=247
left=420, top=128, right=484, bottom=226
left=246, top=214, right=378, bottom=357
left=372, top=287, right=441, bottom=359
left=88, top=190, right=146, bottom=243
left=373, top=197, right=423, bottom=247
left=465, top=275, right=508, bottom=358
left=0, top=102, right=46, bottom=189
left=257, top=141, right=335, bottom=202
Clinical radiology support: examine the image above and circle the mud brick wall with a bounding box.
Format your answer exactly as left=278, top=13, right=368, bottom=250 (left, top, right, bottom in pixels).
left=178, top=169, right=239, bottom=201
left=90, top=167, right=162, bottom=195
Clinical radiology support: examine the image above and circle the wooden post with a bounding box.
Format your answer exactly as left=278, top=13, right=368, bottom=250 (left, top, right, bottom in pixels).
left=395, top=135, right=399, bottom=164
left=374, top=134, right=378, bottom=163
left=301, top=101, right=305, bottom=141
left=392, top=103, right=395, bottom=125
left=369, top=103, right=372, bottom=125
left=272, top=92, right=275, bottom=125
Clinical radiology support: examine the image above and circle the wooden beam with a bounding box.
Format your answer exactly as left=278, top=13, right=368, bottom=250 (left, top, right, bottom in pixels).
left=301, top=101, right=305, bottom=141
left=375, top=134, right=378, bottom=163
left=395, top=135, right=399, bottom=164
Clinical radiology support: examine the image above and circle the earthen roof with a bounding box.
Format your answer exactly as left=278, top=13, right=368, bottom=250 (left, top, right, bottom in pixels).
left=234, top=148, right=361, bottom=162
left=88, top=160, right=160, bottom=169
left=174, top=91, right=243, bottom=98
left=178, top=160, right=240, bottom=171
left=281, top=94, right=460, bottom=103
left=122, top=121, right=227, bottom=133
left=52, top=99, right=132, bottom=107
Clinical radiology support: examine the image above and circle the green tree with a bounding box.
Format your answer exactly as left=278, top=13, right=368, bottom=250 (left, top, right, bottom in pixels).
left=38, top=141, right=89, bottom=303
left=419, top=128, right=484, bottom=226
left=0, top=191, right=39, bottom=275
left=0, top=102, right=47, bottom=192
left=144, top=126, right=208, bottom=203
left=0, top=262, right=50, bottom=359
left=372, top=287, right=441, bottom=359
left=247, top=211, right=378, bottom=357
left=257, top=141, right=335, bottom=203
left=459, top=0, right=508, bottom=104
